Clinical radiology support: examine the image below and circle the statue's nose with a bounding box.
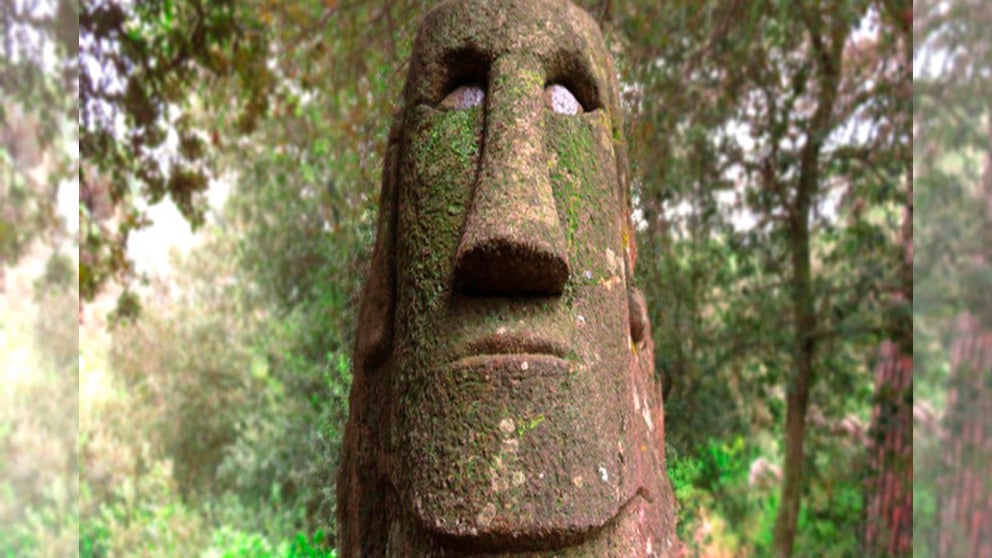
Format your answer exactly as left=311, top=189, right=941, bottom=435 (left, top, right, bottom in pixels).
left=454, top=56, right=570, bottom=296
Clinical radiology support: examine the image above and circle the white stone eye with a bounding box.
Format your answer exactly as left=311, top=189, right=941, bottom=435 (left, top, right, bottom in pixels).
left=545, top=84, right=582, bottom=115
left=440, top=85, right=485, bottom=110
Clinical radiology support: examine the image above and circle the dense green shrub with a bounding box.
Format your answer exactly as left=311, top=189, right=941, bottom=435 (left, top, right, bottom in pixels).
left=668, top=434, right=863, bottom=557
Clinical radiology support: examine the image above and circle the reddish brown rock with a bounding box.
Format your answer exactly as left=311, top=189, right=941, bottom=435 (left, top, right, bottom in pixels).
left=339, top=1, right=678, bottom=555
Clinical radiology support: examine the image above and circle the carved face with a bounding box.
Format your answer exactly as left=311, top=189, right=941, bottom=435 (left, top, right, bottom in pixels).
left=373, top=0, right=643, bottom=545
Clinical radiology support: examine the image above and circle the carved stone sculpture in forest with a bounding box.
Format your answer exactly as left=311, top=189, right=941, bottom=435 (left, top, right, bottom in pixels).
left=338, top=0, right=678, bottom=555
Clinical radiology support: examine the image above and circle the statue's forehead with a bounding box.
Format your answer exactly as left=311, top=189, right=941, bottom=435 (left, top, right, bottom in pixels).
left=408, top=0, right=612, bottom=103
left=419, top=0, right=601, bottom=53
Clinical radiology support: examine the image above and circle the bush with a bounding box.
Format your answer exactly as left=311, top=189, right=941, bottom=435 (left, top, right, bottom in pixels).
left=205, top=528, right=337, bottom=558
left=668, top=433, right=863, bottom=557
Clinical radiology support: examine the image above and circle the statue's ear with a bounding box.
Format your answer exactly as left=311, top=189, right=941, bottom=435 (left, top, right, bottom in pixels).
left=355, top=121, right=402, bottom=369
left=621, top=217, right=648, bottom=346
left=628, top=286, right=650, bottom=347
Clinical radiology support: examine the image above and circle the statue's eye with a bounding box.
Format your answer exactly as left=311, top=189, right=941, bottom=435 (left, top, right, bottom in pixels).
left=544, top=84, right=582, bottom=115
left=440, top=84, right=485, bottom=110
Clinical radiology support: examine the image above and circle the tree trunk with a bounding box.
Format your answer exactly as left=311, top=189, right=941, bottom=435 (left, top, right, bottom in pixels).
left=864, top=341, right=913, bottom=557
left=864, top=116, right=913, bottom=556
left=937, top=313, right=992, bottom=557
left=773, top=189, right=816, bottom=558
left=772, top=10, right=845, bottom=554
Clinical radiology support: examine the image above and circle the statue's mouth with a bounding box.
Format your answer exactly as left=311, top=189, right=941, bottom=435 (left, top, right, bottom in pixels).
left=453, top=332, right=575, bottom=361
left=451, top=333, right=577, bottom=379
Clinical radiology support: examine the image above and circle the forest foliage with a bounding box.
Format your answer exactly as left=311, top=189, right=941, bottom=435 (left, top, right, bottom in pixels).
left=5, top=0, right=973, bottom=556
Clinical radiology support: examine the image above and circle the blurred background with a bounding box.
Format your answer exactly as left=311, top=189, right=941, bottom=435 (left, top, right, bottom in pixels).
left=0, top=0, right=983, bottom=556
left=2, top=0, right=79, bottom=555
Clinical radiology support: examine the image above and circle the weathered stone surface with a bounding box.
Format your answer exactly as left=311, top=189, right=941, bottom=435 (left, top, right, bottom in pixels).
left=339, top=1, right=678, bottom=555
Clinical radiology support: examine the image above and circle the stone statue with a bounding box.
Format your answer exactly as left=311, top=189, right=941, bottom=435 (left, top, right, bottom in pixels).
left=338, top=0, right=678, bottom=555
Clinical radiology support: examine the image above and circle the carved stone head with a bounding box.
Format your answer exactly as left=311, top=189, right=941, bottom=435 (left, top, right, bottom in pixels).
left=339, top=0, right=676, bottom=555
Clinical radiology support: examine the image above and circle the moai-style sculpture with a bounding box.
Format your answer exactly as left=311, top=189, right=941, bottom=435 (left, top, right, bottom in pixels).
left=338, top=0, right=678, bottom=555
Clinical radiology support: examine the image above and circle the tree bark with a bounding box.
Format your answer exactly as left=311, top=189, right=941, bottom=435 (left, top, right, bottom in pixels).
left=863, top=78, right=913, bottom=555
left=937, top=314, right=992, bottom=557
left=773, top=196, right=816, bottom=558
left=864, top=341, right=913, bottom=557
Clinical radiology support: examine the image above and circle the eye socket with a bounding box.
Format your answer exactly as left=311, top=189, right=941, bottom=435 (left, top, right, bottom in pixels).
left=544, top=84, right=582, bottom=115
left=440, top=84, right=485, bottom=110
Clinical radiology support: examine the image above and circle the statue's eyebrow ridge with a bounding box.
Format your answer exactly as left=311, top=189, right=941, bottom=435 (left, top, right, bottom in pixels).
left=544, top=46, right=604, bottom=112
left=418, top=45, right=492, bottom=106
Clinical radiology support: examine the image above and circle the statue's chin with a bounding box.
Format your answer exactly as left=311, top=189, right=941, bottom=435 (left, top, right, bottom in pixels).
left=394, top=354, right=633, bottom=549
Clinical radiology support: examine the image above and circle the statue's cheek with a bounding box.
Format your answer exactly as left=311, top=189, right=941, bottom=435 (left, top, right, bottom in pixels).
left=545, top=109, right=624, bottom=286
left=397, top=105, right=485, bottom=293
